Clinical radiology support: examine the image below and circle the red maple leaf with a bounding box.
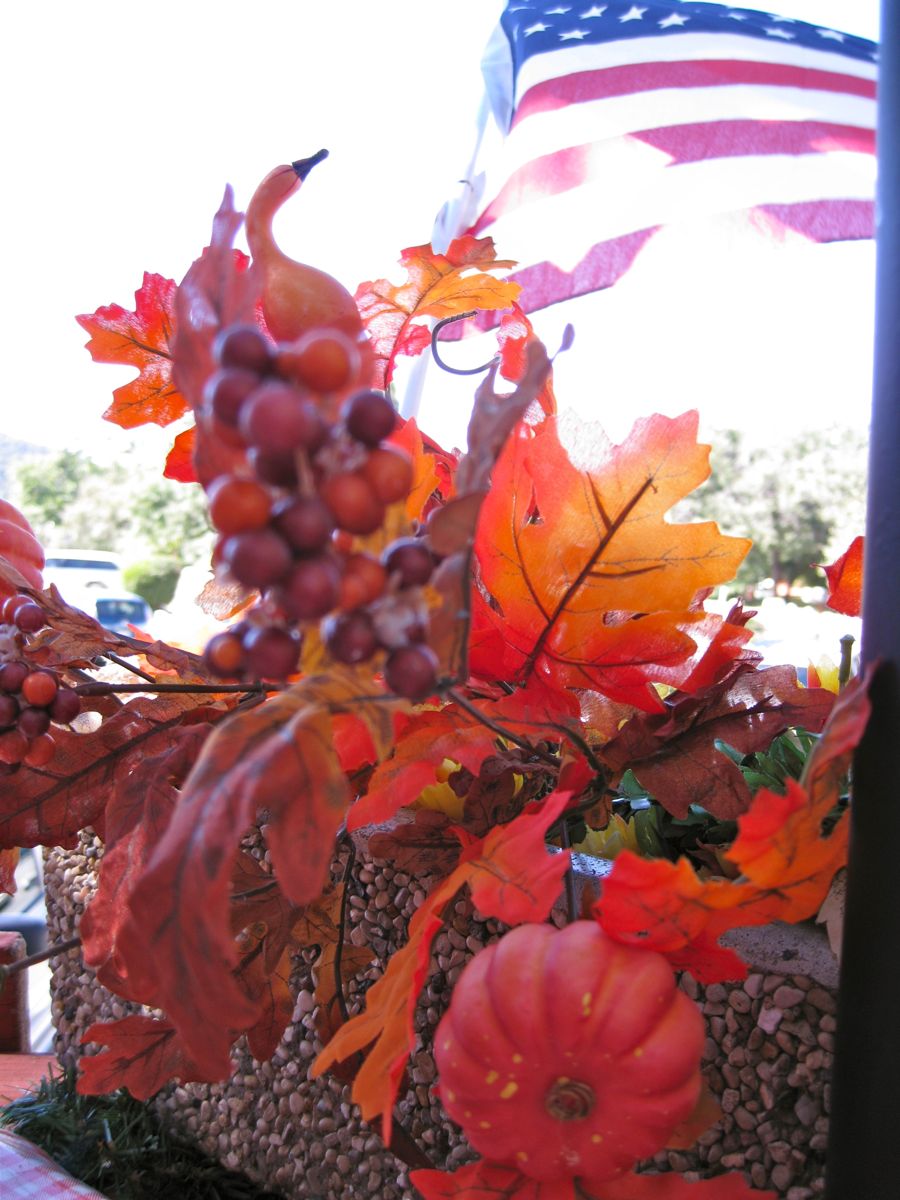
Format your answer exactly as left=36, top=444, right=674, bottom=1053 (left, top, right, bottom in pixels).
left=79, top=1016, right=219, bottom=1100
left=77, top=272, right=186, bottom=429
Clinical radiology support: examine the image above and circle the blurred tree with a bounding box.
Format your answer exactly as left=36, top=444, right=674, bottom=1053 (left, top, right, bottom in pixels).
left=675, top=425, right=867, bottom=592
left=11, top=448, right=212, bottom=589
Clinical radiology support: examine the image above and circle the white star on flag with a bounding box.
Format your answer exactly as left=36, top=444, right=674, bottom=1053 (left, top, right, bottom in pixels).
left=619, top=5, right=646, bottom=22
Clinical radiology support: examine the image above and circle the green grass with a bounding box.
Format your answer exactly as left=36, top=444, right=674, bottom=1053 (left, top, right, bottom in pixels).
left=0, top=1066, right=283, bottom=1200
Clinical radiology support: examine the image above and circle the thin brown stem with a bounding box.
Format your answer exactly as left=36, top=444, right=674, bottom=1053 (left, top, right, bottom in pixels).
left=559, top=821, right=577, bottom=925
left=0, top=935, right=81, bottom=982
left=73, top=681, right=276, bottom=697
left=445, top=686, right=557, bottom=766
left=103, top=652, right=156, bottom=682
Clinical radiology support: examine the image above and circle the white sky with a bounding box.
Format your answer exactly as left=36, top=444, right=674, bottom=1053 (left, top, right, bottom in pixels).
left=0, top=0, right=881, bottom=468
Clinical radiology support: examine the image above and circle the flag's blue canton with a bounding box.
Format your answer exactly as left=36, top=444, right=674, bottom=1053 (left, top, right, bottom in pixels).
left=502, top=3, right=878, bottom=77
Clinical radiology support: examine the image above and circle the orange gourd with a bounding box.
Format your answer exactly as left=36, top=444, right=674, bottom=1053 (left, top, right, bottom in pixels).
left=434, top=921, right=704, bottom=1185
left=0, top=499, right=44, bottom=599
left=246, top=152, right=363, bottom=343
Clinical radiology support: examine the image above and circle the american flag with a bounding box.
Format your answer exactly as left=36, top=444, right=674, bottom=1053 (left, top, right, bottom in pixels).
left=439, top=1, right=877, bottom=320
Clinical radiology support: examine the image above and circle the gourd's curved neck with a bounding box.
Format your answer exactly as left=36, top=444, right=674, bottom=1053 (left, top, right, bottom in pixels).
left=245, top=151, right=329, bottom=262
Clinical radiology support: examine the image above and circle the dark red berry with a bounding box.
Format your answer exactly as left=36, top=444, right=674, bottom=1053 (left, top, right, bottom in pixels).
left=223, top=529, right=293, bottom=590
left=0, top=662, right=27, bottom=693
left=49, top=688, right=81, bottom=725
left=281, top=556, right=341, bottom=621
left=0, top=729, right=29, bottom=765
left=242, top=626, right=301, bottom=680
left=18, top=707, right=51, bottom=738
left=249, top=447, right=299, bottom=487
left=343, top=390, right=397, bottom=446
left=0, top=695, right=18, bottom=727
left=239, top=383, right=328, bottom=454
left=1, top=595, right=30, bottom=624
left=13, top=602, right=47, bottom=633
left=383, top=538, right=435, bottom=587
left=204, top=368, right=259, bottom=426
left=323, top=610, right=378, bottom=665
left=214, top=324, right=271, bottom=374
left=272, top=496, right=335, bottom=554
left=384, top=644, right=439, bottom=701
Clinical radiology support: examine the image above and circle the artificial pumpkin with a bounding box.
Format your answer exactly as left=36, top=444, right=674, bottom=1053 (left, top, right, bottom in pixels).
left=0, top=499, right=44, bottom=600
left=434, top=920, right=704, bottom=1185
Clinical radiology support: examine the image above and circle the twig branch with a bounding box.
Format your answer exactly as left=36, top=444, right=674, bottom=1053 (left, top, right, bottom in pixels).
left=0, top=934, right=81, bottom=984
left=559, top=820, right=578, bottom=925
left=73, top=681, right=277, bottom=697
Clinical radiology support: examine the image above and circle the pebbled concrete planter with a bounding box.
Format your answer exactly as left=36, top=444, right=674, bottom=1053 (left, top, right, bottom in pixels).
left=43, top=837, right=838, bottom=1200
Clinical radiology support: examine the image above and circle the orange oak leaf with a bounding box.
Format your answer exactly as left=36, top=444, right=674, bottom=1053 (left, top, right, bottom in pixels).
left=820, top=534, right=864, bottom=617
left=0, top=696, right=225, bottom=851
left=355, top=235, right=520, bottom=389
left=163, top=425, right=198, bottom=482
left=234, top=930, right=297, bottom=1063
left=77, top=272, right=186, bottom=429
left=80, top=725, right=211, bottom=1001
left=312, top=790, right=571, bottom=1141
left=0, top=849, right=18, bottom=896
left=79, top=1016, right=219, bottom=1100
left=600, top=663, right=834, bottom=820
left=427, top=342, right=552, bottom=680
left=410, top=1162, right=770, bottom=1199
left=472, top=411, right=751, bottom=710
left=229, top=851, right=305, bottom=972
left=594, top=671, right=871, bottom=982
left=112, top=671, right=397, bottom=1079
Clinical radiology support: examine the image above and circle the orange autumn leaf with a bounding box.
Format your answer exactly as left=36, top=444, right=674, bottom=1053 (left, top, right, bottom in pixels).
left=820, top=534, right=864, bottom=617
left=111, top=669, right=398, bottom=1079
left=355, top=235, right=521, bottom=389
left=472, top=411, right=751, bottom=709
left=594, top=671, right=872, bottom=982
left=77, top=272, right=187, bottom=429
left=164, top=425, right=198, bottom=482
left=312, top=790, right=571, bottom=1141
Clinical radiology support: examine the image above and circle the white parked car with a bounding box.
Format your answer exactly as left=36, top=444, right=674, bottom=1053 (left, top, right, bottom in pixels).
left=43, top=549, right=126, bottom=594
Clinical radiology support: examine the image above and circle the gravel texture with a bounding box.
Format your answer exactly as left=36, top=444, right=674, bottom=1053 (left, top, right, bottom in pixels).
left=44, top=834, right=838, bottom=1199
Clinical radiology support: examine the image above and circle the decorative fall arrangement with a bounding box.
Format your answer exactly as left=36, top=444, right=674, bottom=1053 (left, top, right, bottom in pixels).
left=0, top=157, right=871, bottom=1200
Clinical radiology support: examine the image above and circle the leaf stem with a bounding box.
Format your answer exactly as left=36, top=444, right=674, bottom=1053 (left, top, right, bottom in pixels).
left=73, top=681, right=277, bottom=696
left=102, top=652, right=156, bottom=682
left=0, top=934, right=81, bottom=984
left=430, top=311, right=498, bottom=376
left=445, top=687, right=557, bottom=766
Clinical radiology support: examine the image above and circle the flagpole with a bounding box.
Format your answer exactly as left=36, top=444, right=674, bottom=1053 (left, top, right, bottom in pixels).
left=825, top=3, right=900, bottom=1195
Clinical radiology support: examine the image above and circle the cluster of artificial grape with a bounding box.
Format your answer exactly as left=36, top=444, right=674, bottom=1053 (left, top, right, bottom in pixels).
left=0, top=594, right=81, bottom=771
left=202, top=323, right=441, bottom=701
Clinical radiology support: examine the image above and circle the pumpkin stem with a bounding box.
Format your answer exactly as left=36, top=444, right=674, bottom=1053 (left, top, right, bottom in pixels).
left=545, top=1077, right=596, bottom=1121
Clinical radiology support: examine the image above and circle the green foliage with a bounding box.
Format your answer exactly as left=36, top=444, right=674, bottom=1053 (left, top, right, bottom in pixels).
left=676, top=425, right=867, bottom=590
left=0, top=1066, right=282, bottom=1200
left=12, top=448, right=212, bottom=571
left=123, top=558, right=182, bottom=610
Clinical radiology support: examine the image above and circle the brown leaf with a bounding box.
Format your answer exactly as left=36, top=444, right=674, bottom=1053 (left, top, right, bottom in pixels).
left=601, top=664, right=835, bottom=820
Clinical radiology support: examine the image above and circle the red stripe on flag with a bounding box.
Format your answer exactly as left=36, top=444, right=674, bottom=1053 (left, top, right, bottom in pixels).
left=513, top=59, right=877, bottom=126
left=472, top=121, right=874, bottom=234
left=452, top=198, right=874, bottom=334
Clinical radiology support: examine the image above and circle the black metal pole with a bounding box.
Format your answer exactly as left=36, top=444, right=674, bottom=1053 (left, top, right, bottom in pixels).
left=825, top=4, right=900, bottom=1196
